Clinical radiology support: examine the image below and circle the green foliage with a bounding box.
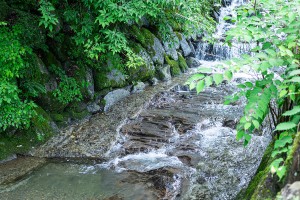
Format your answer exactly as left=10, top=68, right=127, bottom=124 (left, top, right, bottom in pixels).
left=38, top=0, right=59, bottom=32
left=49, top=65, right=83, bottom=105
left=0, top=25, right=37, bottom=132
left=187, top=0, right=300, bottom=180
left=59, top=0, right=215, bottom=63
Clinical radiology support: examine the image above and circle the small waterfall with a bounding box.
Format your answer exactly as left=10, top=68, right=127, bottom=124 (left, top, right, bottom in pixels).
left=196, top=0, right=254, bottom=61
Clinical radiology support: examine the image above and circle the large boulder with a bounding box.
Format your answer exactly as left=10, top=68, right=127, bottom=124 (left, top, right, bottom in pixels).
left=131, top=82, right=146, bottom=94
left=162, top=29, right=180, bottom=61
left=176, top=32, right=192, bottom=57
left=94, top=53, right=127, bottom=91
left=156, top=64, right=172, bottom=81
left=128, top=42, right=155, bottom=82
left=104, top=89, right=130, bottom=112
left=130, top=26, right=165, bottom=65
left=165, top=55, right=181, bottom=76
left=186, top=57, right=202, bottom=68
left=178, top=53, right=188, bottom=72
left=280, top=182, right=300, bottom=200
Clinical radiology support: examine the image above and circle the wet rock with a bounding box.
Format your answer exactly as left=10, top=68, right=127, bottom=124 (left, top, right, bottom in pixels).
left=164, top=41, right=178, bottom=61
left=85, top=68, right=94, bottom=99
left=131, top=82, right=146, bottom=93
left=188, top=41, right=196, bottom=57
left=130, top=26, right=165, bottom=65
left=149, top=77, right=159, bottom=86
left=157, top=64, right=172, bottom=81
left=94, top=68, right=127, bottom=91
left=280, top=182, right=300, bottom=200
left=86, top=102, right=101, bottom=114
left=104, top=89, right=130, bottom=112
left=163, top=29, right=180, bottom=61
left=186, top=57, right=202, bottom=68
left=0, top=157, right=46, bottom=185
left=177, top=33, right=192, bottom=57
left=129, top=42, right=156, bottom=82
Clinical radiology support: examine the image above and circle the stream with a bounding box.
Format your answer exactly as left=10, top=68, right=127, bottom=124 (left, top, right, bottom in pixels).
left=0, top=0, right=272, bottom=199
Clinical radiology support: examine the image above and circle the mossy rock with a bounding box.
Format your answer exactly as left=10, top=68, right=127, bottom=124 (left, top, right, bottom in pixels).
left=127, top=42, right=155, bottom=82
left=68, top=109, right=90, bottom=120
left=237, top=140, right=279, bottom=200
left=50, top=113, right=65, bottom=123
left=165, top=55, right=181, bottom=76
left=130, top=25, right=155, bottom=47
left=0, top=106, right=57, bottom=160
left=129, top=26, right=165, bottom=65
left=178, top=53, right=188, bottom=72
left=168, top=19, right=182, bottom=32
left=37, top=91, right=67, bottom=113
left=94, top=69, right=127, bottom=91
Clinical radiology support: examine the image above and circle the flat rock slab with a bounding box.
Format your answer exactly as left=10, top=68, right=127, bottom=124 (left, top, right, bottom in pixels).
left=29, top=74, right=193, bottom=159
left=0, top=157, right=46, bottom=185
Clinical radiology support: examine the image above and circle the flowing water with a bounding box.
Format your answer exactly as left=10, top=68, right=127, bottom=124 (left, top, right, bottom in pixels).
left=0, top=0, right=271, bottom=199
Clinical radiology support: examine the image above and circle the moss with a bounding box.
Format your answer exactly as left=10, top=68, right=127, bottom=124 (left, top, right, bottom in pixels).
left=165, top=55, right=181, bottom=76
left=168, top=19, right=182, bottom=31
left=43, top=51, right=62, bottom=69
left=0, top=106, right=56, bottom=160
left=175, top=32, right=183, bottom=41
left=127, top=42, right=155, bottom=82
left=130, top=25, right=155, bottom=47
left=178, top=53, right=188, bottom=72
left=129, top=26, right=157, bottom=59
left=238, top=140, right=281, bottom=200
left=50, top=113, right=64, bottom=122
left=69, top=109, right=90, bottom=120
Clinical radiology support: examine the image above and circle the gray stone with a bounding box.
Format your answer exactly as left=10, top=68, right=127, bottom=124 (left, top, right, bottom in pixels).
left=178, top=33, right=192, bottom=56
left=104, top=89, right=130, bottom=112
left=149, top=77, right=159, bottom=86
left=86, top=68, right=95, bottom=99
left=281, top=182, right=300, bottom=200
left=157, top=64, right=172, bottom=81
left=87, top=102, right=101, bottom=114
left=164, top=41, right=178, bottom=61
left=188, top=41, right=196, bottom=57
left=186, top=57, right=202, bottom=68
left=163, top=30, right=180, bottom=60
left=151, top=37, right=165, bottom=65
left=131, top=82, right=146, bottom=93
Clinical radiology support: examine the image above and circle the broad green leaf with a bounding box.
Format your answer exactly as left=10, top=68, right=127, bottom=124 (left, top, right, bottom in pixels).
left=274, top=135, right=293, bottom=149
left=213, top=74, right=223, bottom=85
left=244, top=122, right=251, bottom=130
left=277, top=166, right=286, bottom=180
left=224, top=70, right=233, bottom=81
left=289, top=69, right=300, bottom=76
left=252, top=120, right=260, bottom=129
left=245, top=82, right=253, bottom=88
left=279, top=90, right=287, bottom=98
left=196, top=80, right=205, bottom=94
left=287, top=77, right=300, bottom=83
left=205, top=76, right=213, bottom=87
left=271, top=147, right=288, bottom=158
left=189, top=81, right=196, bottom=90
left=283, top=106, right=300, bottom=116
left=275, top=122, right=297, bottom=131
left=236, top=131, right=244, bottom=140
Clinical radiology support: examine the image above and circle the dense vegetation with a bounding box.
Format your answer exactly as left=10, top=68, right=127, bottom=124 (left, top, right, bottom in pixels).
left=0, top=0, right=216, bottom=158
left=187, top=0, right=300, bottom=193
